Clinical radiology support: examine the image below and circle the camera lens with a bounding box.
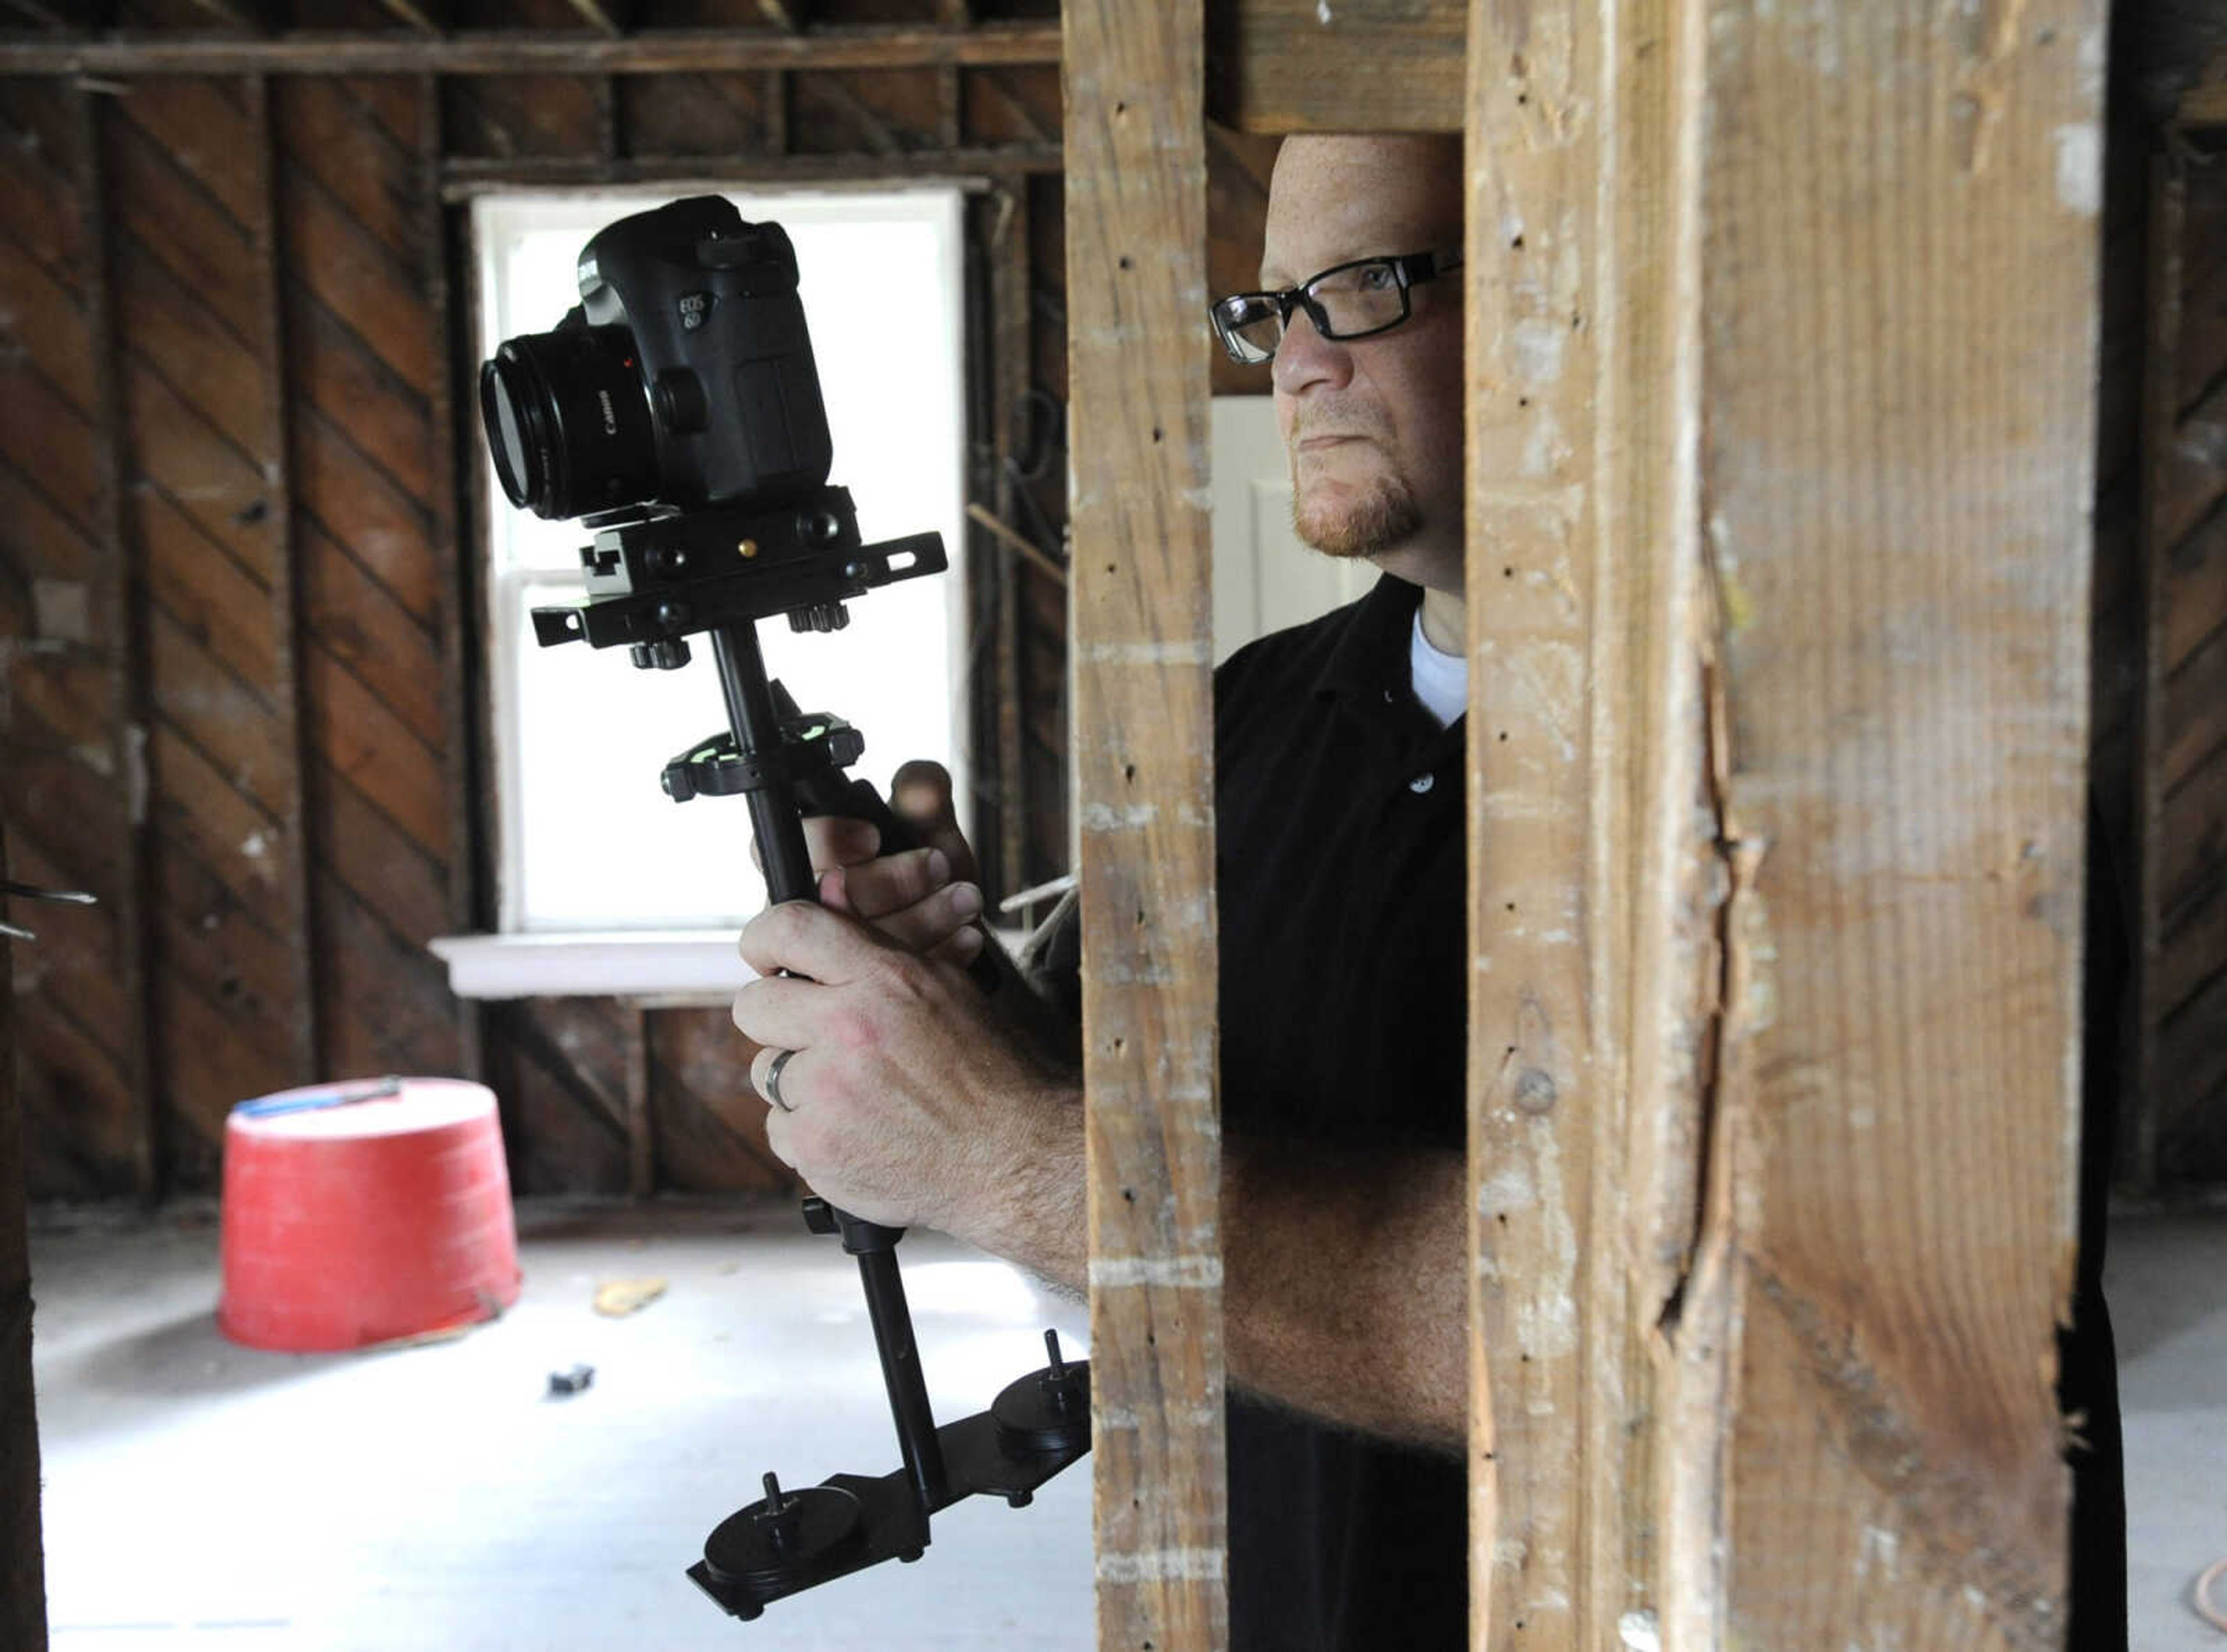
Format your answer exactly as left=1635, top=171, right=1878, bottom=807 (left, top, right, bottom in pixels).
left=479, top=325, right=659, bottom=520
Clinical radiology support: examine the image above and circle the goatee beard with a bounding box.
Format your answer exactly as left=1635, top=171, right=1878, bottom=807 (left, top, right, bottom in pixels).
left=1292, top=471, right=1423, bottom=560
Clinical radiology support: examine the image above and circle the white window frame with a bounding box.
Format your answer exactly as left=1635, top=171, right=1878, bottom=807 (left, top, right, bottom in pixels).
left=432, top=183, right=969, bottom=1000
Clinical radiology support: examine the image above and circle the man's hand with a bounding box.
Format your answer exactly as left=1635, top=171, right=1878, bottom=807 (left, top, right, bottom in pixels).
left=731, top=899, right=1084, bottom=1261
left=793, top=760, right=985, bottom=966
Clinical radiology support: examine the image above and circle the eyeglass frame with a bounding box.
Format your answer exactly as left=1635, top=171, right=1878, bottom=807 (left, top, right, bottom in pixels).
left=1207, top=249, right=1465, bottom=365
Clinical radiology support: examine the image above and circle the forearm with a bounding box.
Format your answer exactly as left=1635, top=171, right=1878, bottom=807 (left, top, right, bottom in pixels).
left=1221, top=1138, right=1466, bottom=1451
left=949, top=1100, right=1465, bottom=1453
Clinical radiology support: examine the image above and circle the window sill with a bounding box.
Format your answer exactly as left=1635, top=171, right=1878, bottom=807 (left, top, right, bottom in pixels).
left=429, top=931, right=756, bottom=1002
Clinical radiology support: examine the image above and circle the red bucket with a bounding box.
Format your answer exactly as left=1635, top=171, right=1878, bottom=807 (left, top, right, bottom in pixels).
left=217, top=1076, right=521, bottom=1352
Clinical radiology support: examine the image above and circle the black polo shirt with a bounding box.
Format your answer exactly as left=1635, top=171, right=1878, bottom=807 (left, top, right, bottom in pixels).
left=1212, top=573, right=1468, bottom=1651
left=1029, top=574, right=1466, bottom=1647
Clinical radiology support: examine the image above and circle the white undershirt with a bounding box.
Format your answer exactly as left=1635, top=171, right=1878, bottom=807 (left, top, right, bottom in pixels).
left=1408, top=609, right=1468, bottom=729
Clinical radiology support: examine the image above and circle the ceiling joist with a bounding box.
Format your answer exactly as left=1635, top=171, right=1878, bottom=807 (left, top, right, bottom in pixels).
left=0, top=22, right=1059, bottom=77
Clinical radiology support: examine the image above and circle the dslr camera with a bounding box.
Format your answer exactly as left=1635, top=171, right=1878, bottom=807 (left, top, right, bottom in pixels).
left=478, top=193, right=942, bottom=662
left=480, top=194, right=833, bottom=522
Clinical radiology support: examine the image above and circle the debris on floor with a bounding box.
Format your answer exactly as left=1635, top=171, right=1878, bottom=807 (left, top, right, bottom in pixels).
left=593, top=1276, right=668, bottom=1317
left=547, top=1363, right=596, bottom=1397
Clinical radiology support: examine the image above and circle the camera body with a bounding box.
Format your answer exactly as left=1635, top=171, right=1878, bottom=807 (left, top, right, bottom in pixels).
left=482, top=195, right=836, bottom=521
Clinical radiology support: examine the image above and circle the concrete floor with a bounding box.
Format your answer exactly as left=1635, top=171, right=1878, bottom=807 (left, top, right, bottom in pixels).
left=24, top=1201, right=2227, bottom=1649
left=29, top=1199, right=1096, bottom=1650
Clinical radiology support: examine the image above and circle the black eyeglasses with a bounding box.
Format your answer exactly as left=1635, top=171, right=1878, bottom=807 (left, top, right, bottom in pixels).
left=1207, top=249, right=1463, bottom=365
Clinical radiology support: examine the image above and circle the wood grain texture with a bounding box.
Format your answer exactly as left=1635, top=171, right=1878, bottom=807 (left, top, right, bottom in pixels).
left=1466, top=0, right=2101, bottom=1645
left=1673, top=0, right=2100, bottom=1642
left=1063, top=0, right=1227, bottom=1646
left=1206, top=0, right=1465, bottom=133
left=1463, top=1, right=1689, bottom=1643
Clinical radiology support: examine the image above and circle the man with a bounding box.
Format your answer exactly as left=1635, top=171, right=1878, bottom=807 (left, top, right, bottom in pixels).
left=733, top=130, right=2130, bottom=1646
left=732, top=132, right=1474, bottom=1649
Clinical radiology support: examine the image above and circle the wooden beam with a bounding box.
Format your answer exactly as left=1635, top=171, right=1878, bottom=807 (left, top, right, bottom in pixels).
left=2128, top=148, right=2186, bottom=1195
left=1673, top=0, right=2101, bottom=1631
left=0, top=834, right=48, bottom=1652
left=1064, top=1, right=1224, bottom=1647
left=989, top=183, right=1033, bottom=894
left=247, top=74, right=321, bottom=1088
left=420, top=74, right=487, bottom=1085
left=72, top=86, right=158, bottom=1200
left=435, top=146, right=1058, bottom=198
left=937, top=64, right=962, bottom=150
left=1463, top=0, right=1680, bottom=1640
left=1464, top=0, right=2106, bottom=1644
left=0, top=24, right=1060, bottom=76
left=1206, top=0, right=1463, bottom=133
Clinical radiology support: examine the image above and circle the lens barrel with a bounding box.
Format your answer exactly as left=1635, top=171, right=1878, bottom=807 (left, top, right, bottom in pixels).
left=480, top=324, right=659, bottom=520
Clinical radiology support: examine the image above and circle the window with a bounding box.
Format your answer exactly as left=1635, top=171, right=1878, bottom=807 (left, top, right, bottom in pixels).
left=466, top=188, right=967, bottom=971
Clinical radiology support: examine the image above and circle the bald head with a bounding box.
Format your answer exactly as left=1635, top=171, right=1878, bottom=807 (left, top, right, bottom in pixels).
left=1261, top=134, right=1463, bottom=290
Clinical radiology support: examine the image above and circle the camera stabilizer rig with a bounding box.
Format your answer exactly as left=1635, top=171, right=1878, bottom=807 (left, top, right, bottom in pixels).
left=533, top=488, right=1092, bottom=1622
left=485, top=194, right=1089, bottom=1625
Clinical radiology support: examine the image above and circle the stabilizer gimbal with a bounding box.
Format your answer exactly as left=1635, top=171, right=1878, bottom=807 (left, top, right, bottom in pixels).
left=532, top=486, right=1090, bottom=1622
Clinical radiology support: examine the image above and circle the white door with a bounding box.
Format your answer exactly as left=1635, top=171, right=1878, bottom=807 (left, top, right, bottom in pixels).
left=1210, top=395, right=1376, bottom=663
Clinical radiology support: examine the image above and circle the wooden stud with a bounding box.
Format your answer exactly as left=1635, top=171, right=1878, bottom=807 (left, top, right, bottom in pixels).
left=1063, top=1, right=1225, bottom=1648
left=989, top=183, right=1032, bottom=894
left=1463, top=0, right=2106, bottom=1644
left=2129, top=146, right=2187, bottom=1196
left=72, top=85, right=158, bottom=1201
left=420, top=73, right=487, bottom=1085
left=764, top=71, right=789, bottom=155
left=937, top=65, right=963, bottom=151
left=0, top=835, right=48, bottom=1652
left=1462, top=1, right=1674, bottom=1641
left=0, top=24, right=1061, bottom=77
left=248, top=74, right=321, bottom=1086
left=1674, top=1, right=2099, bottom=1635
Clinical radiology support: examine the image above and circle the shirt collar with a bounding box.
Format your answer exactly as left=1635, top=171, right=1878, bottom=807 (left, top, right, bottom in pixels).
left=1316, top=572, right=1427, bottom=702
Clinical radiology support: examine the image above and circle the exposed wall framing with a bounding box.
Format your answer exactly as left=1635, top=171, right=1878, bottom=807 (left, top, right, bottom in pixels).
left=0, top=1, right=1105, bottom=1200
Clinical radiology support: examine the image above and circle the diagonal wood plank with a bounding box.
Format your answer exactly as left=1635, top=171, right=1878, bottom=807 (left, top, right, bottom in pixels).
left=293, top=406, right=440, bottom=625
